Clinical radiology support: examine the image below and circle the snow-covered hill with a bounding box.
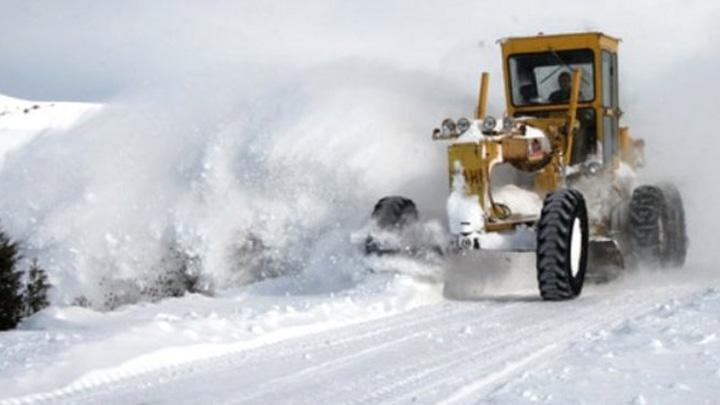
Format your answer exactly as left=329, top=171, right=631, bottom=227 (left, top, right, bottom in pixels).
left=0, top=95, right=99, bottom=165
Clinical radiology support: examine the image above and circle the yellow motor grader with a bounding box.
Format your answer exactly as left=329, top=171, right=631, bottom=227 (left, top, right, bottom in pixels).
left=365, top=32, right=687, bottom=300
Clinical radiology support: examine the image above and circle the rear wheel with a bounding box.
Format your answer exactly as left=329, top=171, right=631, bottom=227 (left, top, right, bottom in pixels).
left=629, top=184, right=687, bottom=267
left=536, top=189, right=589, bottom=300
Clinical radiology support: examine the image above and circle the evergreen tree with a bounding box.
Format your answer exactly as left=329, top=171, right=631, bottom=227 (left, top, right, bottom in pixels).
left=0, top=230, right=23, bottom=330
left=24, top=259, right=50, bottom=316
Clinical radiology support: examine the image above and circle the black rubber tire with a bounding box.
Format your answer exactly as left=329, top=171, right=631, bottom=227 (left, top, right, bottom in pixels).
left=370, top=196, right=418, bottom=229
left=629, top=184, right=687, bottom=267
left=536, top=188, right=589, bottom=301
left=365, top=196, right=418, bottom=255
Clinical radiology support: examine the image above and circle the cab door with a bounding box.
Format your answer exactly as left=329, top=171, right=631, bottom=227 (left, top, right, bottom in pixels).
left=601, top=50, right=619, bottom=165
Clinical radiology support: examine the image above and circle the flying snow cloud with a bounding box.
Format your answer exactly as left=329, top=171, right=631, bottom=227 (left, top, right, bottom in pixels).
left=0, top=0, right=718, bottom=304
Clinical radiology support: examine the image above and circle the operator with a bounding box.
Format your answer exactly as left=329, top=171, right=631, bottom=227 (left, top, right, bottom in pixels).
left=549, top=71, right=573, bottom=103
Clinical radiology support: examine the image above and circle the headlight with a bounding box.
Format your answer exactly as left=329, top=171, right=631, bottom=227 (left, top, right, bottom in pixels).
left=502, top=116, right=514, bottom=131
left=583, top=161, right=602, bottom=176
left=456, top=117, right=471, bottom=134
left=441, top=118, right=457, bottom=136
left=481, top=116, right=497, bottom=134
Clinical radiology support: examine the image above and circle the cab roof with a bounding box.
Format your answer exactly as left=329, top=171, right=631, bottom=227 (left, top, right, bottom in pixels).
left=500, top=32, right=620, bottom=54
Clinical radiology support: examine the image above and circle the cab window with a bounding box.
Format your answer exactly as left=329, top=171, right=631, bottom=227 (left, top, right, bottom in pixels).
left=508, top=49, right=595, bottom=106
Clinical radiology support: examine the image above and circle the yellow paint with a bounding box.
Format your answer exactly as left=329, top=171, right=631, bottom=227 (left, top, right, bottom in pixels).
left=501, top=32, right=622, bottom=164
left=564, top=69, right=582, bottom=165
left=475, top=72, right=490, bottom=119
left=440, top=32, right=640, bottom=232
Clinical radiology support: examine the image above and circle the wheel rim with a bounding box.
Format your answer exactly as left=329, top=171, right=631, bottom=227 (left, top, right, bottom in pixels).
left=657, top=214, right=666, bottom=254
left=570, top=217, right=582, bottom=277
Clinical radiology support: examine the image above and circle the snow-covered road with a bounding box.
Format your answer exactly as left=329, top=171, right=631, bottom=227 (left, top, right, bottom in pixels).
left=3, top=270, right=718, bottom=405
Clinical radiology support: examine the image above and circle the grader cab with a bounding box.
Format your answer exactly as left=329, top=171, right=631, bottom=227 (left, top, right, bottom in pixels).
left=365, top=32, right=687, bottom=300
left=501, top=32, right=632, bottom=169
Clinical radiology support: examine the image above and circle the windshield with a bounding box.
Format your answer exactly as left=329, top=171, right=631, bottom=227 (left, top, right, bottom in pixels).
left=508, top=49, right=595, bottom=106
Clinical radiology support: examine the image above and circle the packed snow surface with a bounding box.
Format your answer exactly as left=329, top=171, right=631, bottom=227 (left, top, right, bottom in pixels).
left=3, top=272, right=720, bottom=404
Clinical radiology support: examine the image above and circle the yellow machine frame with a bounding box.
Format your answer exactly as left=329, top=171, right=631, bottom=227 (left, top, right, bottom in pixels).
left=501, top=32, right=619, bottom=117
left=444, top=32, right=639, bottom=233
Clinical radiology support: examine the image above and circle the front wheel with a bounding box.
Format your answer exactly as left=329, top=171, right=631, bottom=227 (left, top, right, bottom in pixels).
left=365, top=196, right=419, bottom=255
left=536, top=189, right=589, bottom=300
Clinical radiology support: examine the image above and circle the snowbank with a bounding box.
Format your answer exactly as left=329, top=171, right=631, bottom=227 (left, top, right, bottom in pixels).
left=0, top=274, right=443, bottom=400
left=0, top=95, right=99, bottom=166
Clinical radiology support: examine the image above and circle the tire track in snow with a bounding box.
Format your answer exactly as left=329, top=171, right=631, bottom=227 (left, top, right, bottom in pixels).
left=53, top=302, right=524, bottom=405
left=5, top=298, right=464, bottom=404
left=385, top=287, right=697, bottom=405
left=226, top=302, right=525, bottom=405
left=8, top=285, right=697, bottom=404
left=231, top=287, right=695, bottom=405
left=338, top=302, right=600, bottom=405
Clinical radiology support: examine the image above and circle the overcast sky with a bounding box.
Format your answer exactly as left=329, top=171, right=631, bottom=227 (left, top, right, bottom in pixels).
left=1, top=0, right=718, bottom=101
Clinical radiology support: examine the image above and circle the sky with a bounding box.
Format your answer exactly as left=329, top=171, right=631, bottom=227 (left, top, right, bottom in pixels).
left=1, top=0, right=718, bottom=101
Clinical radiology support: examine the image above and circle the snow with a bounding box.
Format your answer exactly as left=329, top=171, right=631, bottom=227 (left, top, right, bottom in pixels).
left=3, top=272, right=716, bottom=404
left=487, top=286, right=720, bottom=404
left=0, top=72, right=454, bottom=307
left=0, top=1, right=718, bottom=403
left=1, top=274, right=443, bottom=402
left=0, top=95, right=99, bottom=166
left=493, top=184, right=543, bottom=217
left=454, top=119, right=485, bottom=143
left=446, top=163, right=485, bottom=235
